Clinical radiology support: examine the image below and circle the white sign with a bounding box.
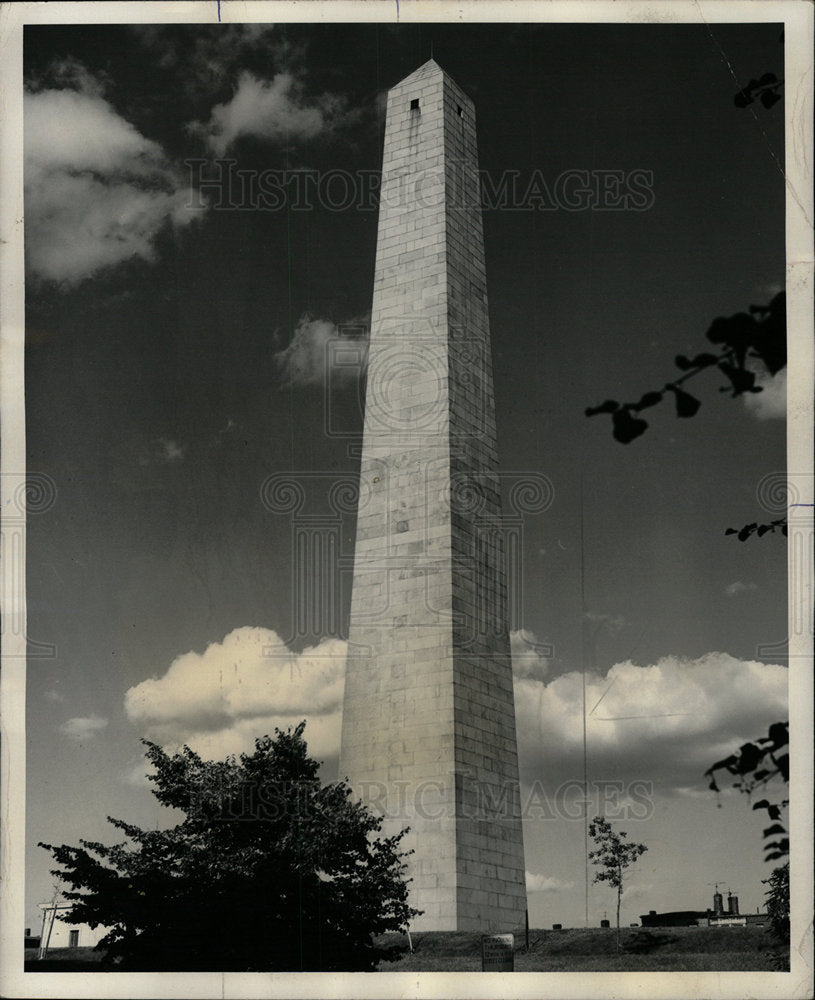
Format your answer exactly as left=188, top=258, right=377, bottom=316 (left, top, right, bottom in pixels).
left=481, top=933, right=514, bottom=972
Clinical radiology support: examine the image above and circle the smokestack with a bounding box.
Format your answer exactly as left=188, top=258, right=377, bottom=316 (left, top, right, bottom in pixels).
left=713, top=892, right=724, bottom=916
left=728, top=892, right=739, bottom=915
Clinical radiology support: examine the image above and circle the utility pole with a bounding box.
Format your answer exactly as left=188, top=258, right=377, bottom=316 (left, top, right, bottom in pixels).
left=37, top=905, right=57, bottom=960
left=37, top=888, right=62, bottom=960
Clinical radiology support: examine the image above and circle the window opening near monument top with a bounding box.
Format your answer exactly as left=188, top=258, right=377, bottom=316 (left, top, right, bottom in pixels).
left=410, top=98, right=420, bottom=110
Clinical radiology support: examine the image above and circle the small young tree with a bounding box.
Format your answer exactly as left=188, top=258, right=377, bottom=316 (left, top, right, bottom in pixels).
left=40, top=722, right=419, bottom=971
left=588, top=816, right=648, bottom=951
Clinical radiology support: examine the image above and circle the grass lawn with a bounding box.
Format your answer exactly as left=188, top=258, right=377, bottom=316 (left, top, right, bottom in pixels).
left=24, top=926, right=786, bottom=973
left=376, top=925, right=786, bottom=972
left=24, top=946, right=108, bottom=971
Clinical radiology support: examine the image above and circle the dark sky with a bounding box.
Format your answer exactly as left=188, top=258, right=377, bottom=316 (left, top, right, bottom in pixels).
left=22, top=19, right=788, bottom=930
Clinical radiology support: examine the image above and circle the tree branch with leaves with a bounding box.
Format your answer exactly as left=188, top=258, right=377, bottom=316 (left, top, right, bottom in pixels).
left=586, top=292, right=786, bottom=541
left=705, top=720, right=789, bottom=863
left=585, top=291, right=785, bottom=445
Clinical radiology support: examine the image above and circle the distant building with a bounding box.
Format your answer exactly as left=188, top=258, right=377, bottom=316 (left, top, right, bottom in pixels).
left=707, top=890, right=766, bottom=926
left=640, top=890, right=768, bottom=928
left=37, top=904, right=109, bottom=956
left=640, top=909, right=709, bottom=928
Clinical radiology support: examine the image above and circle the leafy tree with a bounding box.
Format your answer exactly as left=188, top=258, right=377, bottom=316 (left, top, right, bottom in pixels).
left=588, top=816, right=648, bottom=951
left=763, top=861, right=790, bottom=968
left=40, top=723, right=419, bottom=971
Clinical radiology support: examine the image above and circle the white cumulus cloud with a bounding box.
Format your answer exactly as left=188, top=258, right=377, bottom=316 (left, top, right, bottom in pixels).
left=27, top=54, right=110, bottom=98
left=25, top=65, right=199, bottom=285
left=190, top=71, right=348, bottom=156
left=743, top=366, right=786, bottom=420
left=60, top=715, right=109, bottom=741
left=725, top=581, right=758, bottom=597
left=621, top=882, right=653, bottom=903
left=124, top=625, right=786, bottom=803
left=510, top=629, right=554, bottom=682
left=526, top=872, right=575, bottom=893
left=125, top=627, right=346, bottom=763
left=514, top=652, right=787, bottom=793
left=274, top=315, right=368, bottom=387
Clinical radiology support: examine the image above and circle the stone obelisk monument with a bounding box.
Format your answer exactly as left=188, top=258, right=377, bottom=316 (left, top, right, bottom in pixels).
left=339, top=60, right=526, bottom=932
